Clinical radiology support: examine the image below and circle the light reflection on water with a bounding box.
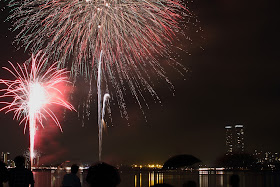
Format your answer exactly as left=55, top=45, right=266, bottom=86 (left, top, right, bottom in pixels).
left=3, top=170, right=280, bottom=187
left=137, top=171, right=163, bottom=187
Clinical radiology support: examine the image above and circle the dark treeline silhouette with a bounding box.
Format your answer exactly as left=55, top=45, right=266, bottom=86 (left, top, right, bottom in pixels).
left=216, top=153, right=258, bottom=170
left=216, top=152, right=280, bottom=170
left=162, top=154, right=201, bottom=170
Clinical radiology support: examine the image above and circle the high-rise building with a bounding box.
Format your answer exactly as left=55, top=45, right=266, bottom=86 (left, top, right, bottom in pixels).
left=225, top=126, right=233, bottom=154
left=225, top=125, right=245, bottom=154
left=235, top=124, right=244, bottom=153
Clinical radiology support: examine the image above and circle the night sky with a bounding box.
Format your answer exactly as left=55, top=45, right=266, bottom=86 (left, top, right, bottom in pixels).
left=0, top=0, right=279, bottom=166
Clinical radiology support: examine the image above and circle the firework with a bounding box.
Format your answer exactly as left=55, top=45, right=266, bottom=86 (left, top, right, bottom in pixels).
left=0, top=52, right=75, bottom=168
left=8, top=0, right=190, bottom=160
left=8, top=0, right=189, bottom=115
left=8, top=0, right=187, bottom=69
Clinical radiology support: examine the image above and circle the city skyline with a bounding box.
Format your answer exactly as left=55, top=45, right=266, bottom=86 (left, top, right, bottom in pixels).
left=1, top=123, right=278, bottom=166
left=225, top=124, right=245, bottom=154
left=0, top=0, right=279, bottom=166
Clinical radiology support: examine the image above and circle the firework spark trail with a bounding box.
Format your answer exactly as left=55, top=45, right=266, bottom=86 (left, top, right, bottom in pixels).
left=99, top=93, right=110, bottom=160
left=7, top=0, right=190, bottom=160
left=0, top=52, right=75, bottom=168
left=97, top=51, right=103, bottom=161
left=8, top=0, right=189, bottom=118
left=102, top=94, right=110, bottom=122
left=8, top=0, right=186, bottom=68
left=97, top=50, right=110, bottom=160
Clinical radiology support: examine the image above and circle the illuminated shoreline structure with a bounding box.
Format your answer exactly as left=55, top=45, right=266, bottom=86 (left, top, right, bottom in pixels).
left=225, top=124, right=245, bottom=154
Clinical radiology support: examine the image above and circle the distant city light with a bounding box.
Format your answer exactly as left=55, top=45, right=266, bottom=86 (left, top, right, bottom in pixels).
left=235, top=125, right=244, bottom=128
left=132, top=164, right=163, bottom=169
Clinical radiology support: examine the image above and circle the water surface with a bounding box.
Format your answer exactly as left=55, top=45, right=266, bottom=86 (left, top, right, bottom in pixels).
left=3, top=170, right=280, bottom=187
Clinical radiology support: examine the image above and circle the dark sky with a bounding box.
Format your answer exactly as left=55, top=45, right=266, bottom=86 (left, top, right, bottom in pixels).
left=0, top=0, right=279, bottom=166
